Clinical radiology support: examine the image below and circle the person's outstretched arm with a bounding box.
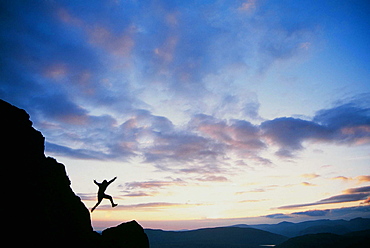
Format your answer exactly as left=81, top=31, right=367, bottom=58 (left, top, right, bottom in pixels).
left=94, top=180, right=100, bottom=185
left=108, top=177, right=117, bottom=184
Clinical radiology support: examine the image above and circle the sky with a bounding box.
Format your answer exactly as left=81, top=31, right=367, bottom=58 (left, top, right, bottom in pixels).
left=1, top=0, right=370, bottom=231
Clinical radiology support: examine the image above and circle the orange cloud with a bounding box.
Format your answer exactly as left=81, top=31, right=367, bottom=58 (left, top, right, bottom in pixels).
left=332, top=176, right=350, bottom=181
left=301, top=173, right=320, bottom=179
left=332, top=175, right=370, bottom=184
left=362, top=197, right=370, bottom=204
left=301, top=182, right=316, bottom=186
left=356, top=176, right=370, bottom=183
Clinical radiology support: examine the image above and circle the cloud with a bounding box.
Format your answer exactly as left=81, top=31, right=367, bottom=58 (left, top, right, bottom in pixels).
left=77, top=193, right=97, bottom=201
left=1, top=0, right=369, bottom=176
left=313, top=103, right=370, bottom=145
left=239, top=199, right=267, bottom=203
left=46, top=142, right=105, bottom=160
left=190, top=114, right=270, bottom=164
left=264, top=213, right=293, bottom=219
left=266, top=205, right=370, bottom=221
left=293, top=209, right=330, bottom=217
left=0, top=0, right=320, bottom=117
left=124, top=178, right=187, bottom=190
left=329, top=205, right=370, bottom=216
left=278, top=185, right=370, bottom=209
left=16, top=96, right=370, bottom=175
left=332, top=176, right=350, bottom=181
left=44, top=112, right=138, bottom=161
left=98, top=202, right=200, bottom=211
left=357, top=176, right=370, bottom=183
left=343, top=186, right=370, bottom=194
left=260, top=99, right=370, bottom=157
left=142, top=131, right=226, bottom=172
left=301, top=182, right=316, bottom=186
left=260, top=117, right=330, bottom=157
left=121, top=192, right=154, bottom=197
left=195, top=176, right=228, bottom=182
left=332, top=175, right=370, bottom=184
left=296, top=206, right=370, bottom=220
left=362, top=197, right=370, bottom=205
left=238, top=0, right=257, bottom=12
left=301, top=173, right=320, bottom=179
left=237, top=185, right=279, bottom=194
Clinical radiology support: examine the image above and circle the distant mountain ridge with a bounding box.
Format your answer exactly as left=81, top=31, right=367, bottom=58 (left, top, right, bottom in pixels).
left=275, top=229, right=370, bottom=248
left=232, top=217, right=370, bottom=237
left=145, top=226, right=288, bottom=248
left=144, top=218, right=370, bottom=248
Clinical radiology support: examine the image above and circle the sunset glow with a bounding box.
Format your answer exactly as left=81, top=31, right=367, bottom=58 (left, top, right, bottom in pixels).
left=1, top=0, right=369, bottom=230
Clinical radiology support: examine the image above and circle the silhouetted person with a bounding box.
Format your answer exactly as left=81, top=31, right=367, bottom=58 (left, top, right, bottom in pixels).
left=91, top=177, right=118, bottom=212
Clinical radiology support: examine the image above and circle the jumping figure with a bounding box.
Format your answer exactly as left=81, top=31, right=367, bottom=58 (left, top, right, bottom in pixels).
left=91, top=177, right=118, bottom=212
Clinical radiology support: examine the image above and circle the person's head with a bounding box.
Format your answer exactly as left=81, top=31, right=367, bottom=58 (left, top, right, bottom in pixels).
left=103, top=180, right=108, bottom=184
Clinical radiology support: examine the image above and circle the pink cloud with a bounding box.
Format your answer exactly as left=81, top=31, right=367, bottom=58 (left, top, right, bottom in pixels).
left=196, top=176, right=228, bottom=182
left=238, top=0, right=257, bottom=12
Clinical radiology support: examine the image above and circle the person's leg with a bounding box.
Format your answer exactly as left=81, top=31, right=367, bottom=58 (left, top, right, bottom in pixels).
left=91, top=197, right=102, bottom=212
left=104, top=194, right=117, bottom=207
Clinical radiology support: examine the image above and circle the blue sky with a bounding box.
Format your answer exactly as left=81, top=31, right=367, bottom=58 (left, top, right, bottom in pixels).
left=1, top=0, right=369, bottom=230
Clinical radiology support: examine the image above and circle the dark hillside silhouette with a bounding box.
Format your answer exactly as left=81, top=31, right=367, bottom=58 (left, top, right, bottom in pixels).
left=234, top=217, right=370, bottom=237
left=145, top=227, right=288, bottom=248
left=1, top=99, right=148, bottom=248
left=275, top=229, right=370, bottom=248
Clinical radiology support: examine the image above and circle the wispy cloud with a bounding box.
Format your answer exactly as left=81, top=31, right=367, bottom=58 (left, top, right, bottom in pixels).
left=121, top=192, right=155, bottom=197
left=239, top=199, right=267, bottom=203
left=264, top=213, right=293, bottom=219
left=236, top=184, right=279, bottom=195
left=278, top=185, right=370, bottom=209
left=301, top=182, right=316, bottom=187
left=124, top=178, right=187, bottom=190
left=332, top=175, right=370, bottom=184
left=301, top=173, right=320, bottom=179
left=357, top=176, right=370, bottom=183
left=293, top=209, right=330, bottom=217
left=195, top=176, right=229, bottom=182
left=77, top=193, right=96, bottom=201
left=98, top=202, right=201, bottom=211
left=343, top=186, right=370, bottom=194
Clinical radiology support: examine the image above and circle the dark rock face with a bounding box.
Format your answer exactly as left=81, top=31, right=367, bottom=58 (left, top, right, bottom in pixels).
left=102, top=220, right=150, bottom=248
left=1, top=99, right=148, bottom=248
left=2, top=99, right=101, bottom=247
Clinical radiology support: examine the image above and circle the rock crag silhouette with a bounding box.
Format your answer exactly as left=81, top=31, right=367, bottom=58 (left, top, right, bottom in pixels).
left=102, top=220, right=150, bottom=248
left=1, top=99, right=149, bottom=248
